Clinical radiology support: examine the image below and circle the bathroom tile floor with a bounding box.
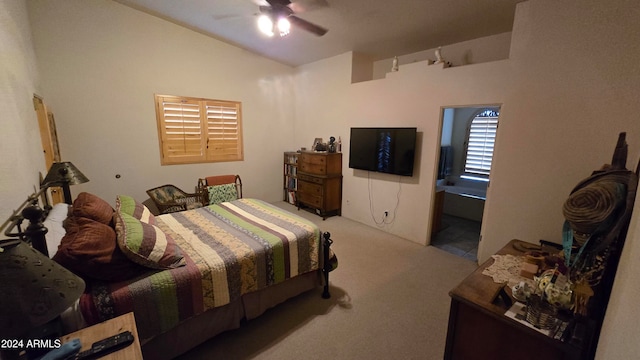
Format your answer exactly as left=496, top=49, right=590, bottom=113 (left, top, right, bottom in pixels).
left=431, top=214, right=481, bottom=262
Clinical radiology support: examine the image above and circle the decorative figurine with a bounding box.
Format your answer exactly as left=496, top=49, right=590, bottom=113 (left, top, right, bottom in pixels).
left=391, top=56, right=399, bottom=72
left=435, top=46, right=444, bottom=64
left=328, top=136, right=337, bottom=153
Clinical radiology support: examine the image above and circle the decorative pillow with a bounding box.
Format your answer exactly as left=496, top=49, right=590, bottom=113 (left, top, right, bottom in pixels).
left=116, top=194, right=155, bottom=224
left=114, top=211, right=185, bottom=269
left=52, top=217, right=147, bottom=282
left=72, top=192, right=114, bottom=225
left=207, top=184, right=238, bottom=205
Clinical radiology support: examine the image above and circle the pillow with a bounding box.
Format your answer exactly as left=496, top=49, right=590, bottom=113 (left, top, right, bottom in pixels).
left=114, top=211, right=185, bottom=269
left=116, top=194, right=155, bottom=224
left=207, top=184, right=238, bottom=205
left=72, top=192, right=114, bottom=225
left=52, top=217, right=147, bottom=282
left=43, top=203, right=71, bottom=258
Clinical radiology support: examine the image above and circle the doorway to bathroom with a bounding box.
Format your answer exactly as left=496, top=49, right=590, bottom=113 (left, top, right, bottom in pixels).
left=430, top=106, right=500, bottom=262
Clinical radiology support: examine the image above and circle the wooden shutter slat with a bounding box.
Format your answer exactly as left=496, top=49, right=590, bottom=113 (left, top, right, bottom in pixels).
left=156, top=94, right=243, bottom=164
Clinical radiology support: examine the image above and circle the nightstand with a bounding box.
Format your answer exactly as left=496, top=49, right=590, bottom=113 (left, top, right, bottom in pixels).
left=60, top=312, right=142, bottom=359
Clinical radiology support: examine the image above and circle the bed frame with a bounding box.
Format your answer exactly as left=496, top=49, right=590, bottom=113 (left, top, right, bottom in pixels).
left=1, top=187, right=51, bottom=256
left=1, top=189, right=335, bottom=359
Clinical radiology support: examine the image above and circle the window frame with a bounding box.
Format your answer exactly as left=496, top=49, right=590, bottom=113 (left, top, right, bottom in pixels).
left=154, top=94, right=243, bottom=165
left=461, top=109, right=499, bottom=181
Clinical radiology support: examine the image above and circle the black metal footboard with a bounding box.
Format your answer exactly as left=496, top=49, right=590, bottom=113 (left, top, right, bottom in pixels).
left=322, top=231, right=334, bottom=299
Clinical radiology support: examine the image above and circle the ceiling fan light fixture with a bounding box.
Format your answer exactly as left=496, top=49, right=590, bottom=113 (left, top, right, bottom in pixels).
left=277, top=17, right=290, bottom=36
left=258, top=14, right=274, bottom=37
left=256, top=1, right=327, bottom=38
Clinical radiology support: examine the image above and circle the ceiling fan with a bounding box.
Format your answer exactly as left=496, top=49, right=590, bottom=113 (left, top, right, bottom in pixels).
left=257, top=0, right=328, bottom=37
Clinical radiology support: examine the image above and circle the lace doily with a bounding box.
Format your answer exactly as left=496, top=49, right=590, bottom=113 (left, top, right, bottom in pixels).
left=482, top=254, right=528, bottom=286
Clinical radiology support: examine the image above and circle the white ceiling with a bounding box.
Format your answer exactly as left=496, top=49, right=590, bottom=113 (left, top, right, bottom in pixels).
left=114, top=0, right=524, bottom=67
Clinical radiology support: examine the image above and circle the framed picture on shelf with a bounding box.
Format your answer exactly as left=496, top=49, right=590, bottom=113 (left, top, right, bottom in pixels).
left=312, top=138, right=323, bottom=151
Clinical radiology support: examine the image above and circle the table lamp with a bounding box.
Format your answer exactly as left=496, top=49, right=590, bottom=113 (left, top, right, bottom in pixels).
left=41, top=162, right=89, bottom=205
left=0, top=239, right=85, bottom=339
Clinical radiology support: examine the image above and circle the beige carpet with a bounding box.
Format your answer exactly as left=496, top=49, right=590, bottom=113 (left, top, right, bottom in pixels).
left=175, top=202, right=478, bottom=360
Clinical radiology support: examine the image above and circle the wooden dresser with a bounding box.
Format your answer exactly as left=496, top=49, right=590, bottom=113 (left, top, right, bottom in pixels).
left=445, top=240, right=592, bottom=360
left=296, top=151, right=342, bottom=219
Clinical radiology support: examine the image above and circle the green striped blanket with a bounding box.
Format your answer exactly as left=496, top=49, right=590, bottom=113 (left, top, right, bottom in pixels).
left=81, top=199, right=320, bottom=339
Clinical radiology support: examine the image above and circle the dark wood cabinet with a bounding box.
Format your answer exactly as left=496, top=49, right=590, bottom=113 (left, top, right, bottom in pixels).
left=296, top=151, right=342, bottom=219
left=445, top=240, right=589, bottom=360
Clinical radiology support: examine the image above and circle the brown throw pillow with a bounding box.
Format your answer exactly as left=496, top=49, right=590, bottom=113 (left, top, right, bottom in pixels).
left=72, top=192, right=115, bottom=226
left=53, top=217, right=147, bottom=282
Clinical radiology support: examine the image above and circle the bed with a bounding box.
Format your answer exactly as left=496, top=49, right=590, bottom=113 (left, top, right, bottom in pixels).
left=8, top=191, right=335, bottom=359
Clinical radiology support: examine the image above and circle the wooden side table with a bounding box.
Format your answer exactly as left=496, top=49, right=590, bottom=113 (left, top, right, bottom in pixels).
left=60, top=312, right=142, bottom=359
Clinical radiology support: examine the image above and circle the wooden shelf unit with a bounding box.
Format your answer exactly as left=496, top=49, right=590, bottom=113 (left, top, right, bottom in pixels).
left=283, top=152, right=299, bottom=205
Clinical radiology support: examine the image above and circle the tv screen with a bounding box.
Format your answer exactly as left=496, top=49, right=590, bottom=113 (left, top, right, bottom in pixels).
left=349, top=127, right=417, bottom=176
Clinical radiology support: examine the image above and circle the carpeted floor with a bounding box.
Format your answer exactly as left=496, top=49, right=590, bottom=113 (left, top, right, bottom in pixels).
left=175, top=202, right=478, bottom=360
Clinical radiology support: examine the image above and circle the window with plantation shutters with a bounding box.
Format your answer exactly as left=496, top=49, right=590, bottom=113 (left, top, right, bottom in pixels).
left=463, top=110, right=499, bottom=178
left=155, top=94, right=243, bottom=165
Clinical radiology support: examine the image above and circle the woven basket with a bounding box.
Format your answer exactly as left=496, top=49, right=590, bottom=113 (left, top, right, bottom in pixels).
left=525, top=295, right=558, bottom=330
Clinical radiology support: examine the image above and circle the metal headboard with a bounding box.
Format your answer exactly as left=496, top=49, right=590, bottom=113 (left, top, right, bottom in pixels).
left=0, top=187, right=52, bottom=257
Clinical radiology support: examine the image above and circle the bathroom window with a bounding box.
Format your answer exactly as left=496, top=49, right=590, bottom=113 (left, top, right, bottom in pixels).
left=462, top=109, right=499, bottom=180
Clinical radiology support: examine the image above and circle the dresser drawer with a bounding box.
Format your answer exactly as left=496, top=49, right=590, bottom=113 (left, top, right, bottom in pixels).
left=298, top=173, right=324, bottom=184
left=297, top=192, right=323, bottom=208
left=300, top=153, right=326, bottom=165
left=299, top=162, right=327, bottom=175
left=298, top=181, right=323, bottom=196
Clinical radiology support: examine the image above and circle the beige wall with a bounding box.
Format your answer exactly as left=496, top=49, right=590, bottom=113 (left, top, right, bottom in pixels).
left=293, top=1, right=640, bottom=358
left=26, top=0, right=296, bottom=206
left=10, top=0, right=640, bottom=358
left=372, top=31, right=513, bottom=80
left=295, top=54, right=510, bottom=244
left=0, top=0, right=46, bottom=223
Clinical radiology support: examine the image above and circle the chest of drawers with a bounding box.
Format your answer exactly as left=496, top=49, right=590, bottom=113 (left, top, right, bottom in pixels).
left=296, top=151, right=342, bottom=219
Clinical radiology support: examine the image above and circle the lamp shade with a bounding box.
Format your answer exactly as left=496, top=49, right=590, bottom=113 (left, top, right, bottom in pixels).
left=0, top=240, right=85, bottom=338
left=42, top=162, right=89, bottom=187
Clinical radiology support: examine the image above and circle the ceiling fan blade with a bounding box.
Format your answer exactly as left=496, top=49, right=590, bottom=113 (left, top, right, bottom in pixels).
left=266, top=0, right=291, bottom=7
left=288, top=15, right=328, bottom=36
left=260, top=3, right=292, bottom=15
left=289, top=0, right=329, bottom=13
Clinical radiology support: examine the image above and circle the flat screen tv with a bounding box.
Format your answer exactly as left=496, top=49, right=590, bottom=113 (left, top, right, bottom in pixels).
left=349, top=127, right=417, bottom=177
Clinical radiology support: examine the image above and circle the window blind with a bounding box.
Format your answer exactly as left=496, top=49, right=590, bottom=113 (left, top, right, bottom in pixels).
left=155, top=95, right=243, bottom=165
left=205, top=101, right=243, bottom=162
left=463, top=112, right=498, bottom=176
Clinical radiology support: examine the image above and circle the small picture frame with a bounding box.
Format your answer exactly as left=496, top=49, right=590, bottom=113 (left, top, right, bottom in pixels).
left=313, top=138, right=323, bottom=151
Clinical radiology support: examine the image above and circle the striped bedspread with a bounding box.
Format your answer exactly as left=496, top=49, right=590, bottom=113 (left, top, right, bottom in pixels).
left=80, top=199, right=320, bottom=338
